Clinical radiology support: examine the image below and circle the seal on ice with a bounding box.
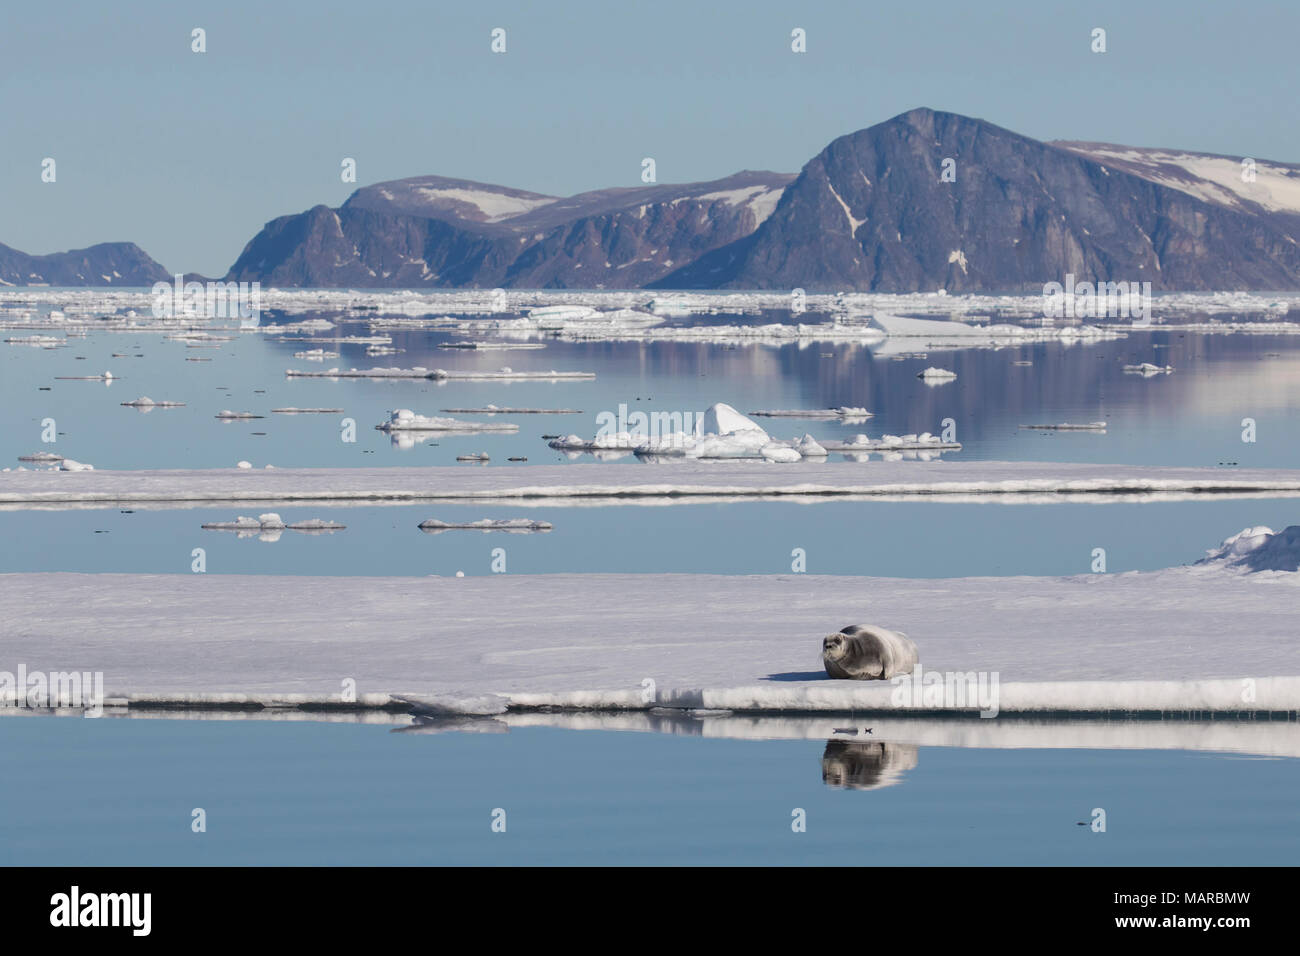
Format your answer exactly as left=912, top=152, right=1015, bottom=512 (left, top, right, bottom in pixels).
left=822, top=624, right=918, bottom=680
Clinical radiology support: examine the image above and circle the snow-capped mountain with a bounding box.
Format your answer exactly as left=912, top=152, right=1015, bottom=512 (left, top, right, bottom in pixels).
left=223, top=170, right=794, bottom=289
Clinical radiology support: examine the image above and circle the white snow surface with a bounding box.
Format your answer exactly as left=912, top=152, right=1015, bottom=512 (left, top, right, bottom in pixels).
left=1, top=569, right=1296, bottom=713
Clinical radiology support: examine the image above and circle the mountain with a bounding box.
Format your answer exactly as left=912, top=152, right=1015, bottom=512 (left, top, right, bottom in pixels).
left=223, top=108, right=1300, bottom=291
left=224, top=171, right=794, bottom=289
left=0, top=241, right=171, bottom=287
left=659, top=109, right=1300, bottom=291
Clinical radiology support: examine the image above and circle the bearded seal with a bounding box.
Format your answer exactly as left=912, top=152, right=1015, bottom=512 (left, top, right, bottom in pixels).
left=821, top=740, right=919, bottom=790
left=822, top=624, right=918, bottom=680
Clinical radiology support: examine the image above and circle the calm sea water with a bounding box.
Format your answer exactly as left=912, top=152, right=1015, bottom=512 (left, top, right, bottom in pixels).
left=4, top=307, right=1298, bottom=867
left=0, top=497, right=1295, bottom=577
left=3, top=315, right=1299, bottom=471
left=0, top=716, right=1294, bottom=866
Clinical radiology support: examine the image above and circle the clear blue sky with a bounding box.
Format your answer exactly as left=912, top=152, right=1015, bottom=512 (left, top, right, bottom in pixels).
left=2, top=0, right=1297, bottom=277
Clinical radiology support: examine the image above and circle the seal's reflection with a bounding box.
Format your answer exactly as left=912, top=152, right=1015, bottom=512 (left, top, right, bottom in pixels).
left=821, top=740, right=918, bottom=790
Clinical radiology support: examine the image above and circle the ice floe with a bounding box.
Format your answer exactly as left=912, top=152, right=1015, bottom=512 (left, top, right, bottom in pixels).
left=6, top=460, right=1300, bottom=508
left=121, top=396, right=184, bottom=409
left=3, top=564, right=1295, bottom=715
left=376, top=409, right=519, bottom=433
left=417, top=518, right=553, bottom=533
left=1019, top=422, right=1108, bottom=431
left=201, top=513, right=345, bottom=538
left=440, top=405, right=583, bottom=414
left=284, top=365, right=595, bottom=381
left=820, top=432, right=961, bottom=452
left=750, top=407, right=873, bottom=421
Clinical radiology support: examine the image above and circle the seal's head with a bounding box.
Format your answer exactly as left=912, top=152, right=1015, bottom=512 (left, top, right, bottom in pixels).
left=822, top=632, right=849, bottom=662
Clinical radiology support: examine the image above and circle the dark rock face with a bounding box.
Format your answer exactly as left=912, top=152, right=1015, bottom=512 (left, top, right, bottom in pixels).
left=221, top=108, right=1300, bottom=290
left=0, top=241, right=170, bottom=286
left=659, top=109, right=1300, bottom=291
left=224, top=171, right=795, bottom=289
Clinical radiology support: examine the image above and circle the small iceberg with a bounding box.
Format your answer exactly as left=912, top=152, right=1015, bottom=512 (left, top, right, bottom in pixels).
left=1197, top=525, right=1300, bottom=573
left=554, top=403, right=838, bottom=462
left=57, top=459, right=94, bottom=471
left=216, top=410, right=264, bottom=420
left=121, top=396, right=184, bottom=409
left=1123, top=363, right=1174, bottom=375
left=917, top=367, right=957, bottom=381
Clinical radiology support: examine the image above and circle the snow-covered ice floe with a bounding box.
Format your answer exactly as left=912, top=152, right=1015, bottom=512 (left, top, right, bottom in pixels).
left=376, top=409, right=519, bottom=433
left=201, top=513, right=345, bottom=538
left=870, top=312, right=1125, bottom=346
left=2, top=563, right=1295, bottom=717
left=417, top=518, right=553, bottom=533
left=5, top=460, right=1300, bottom=508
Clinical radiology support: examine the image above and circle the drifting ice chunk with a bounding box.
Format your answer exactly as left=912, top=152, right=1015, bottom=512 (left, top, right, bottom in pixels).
left=792, top=434, right=828, bottom=457
left=57, top=459, right=94, bottom=471
left=761, top=443, right=803, bottom=462
left=1198, top=525, right=1300, bottom=572
left=1123, top=363, right=1174, bottom=375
